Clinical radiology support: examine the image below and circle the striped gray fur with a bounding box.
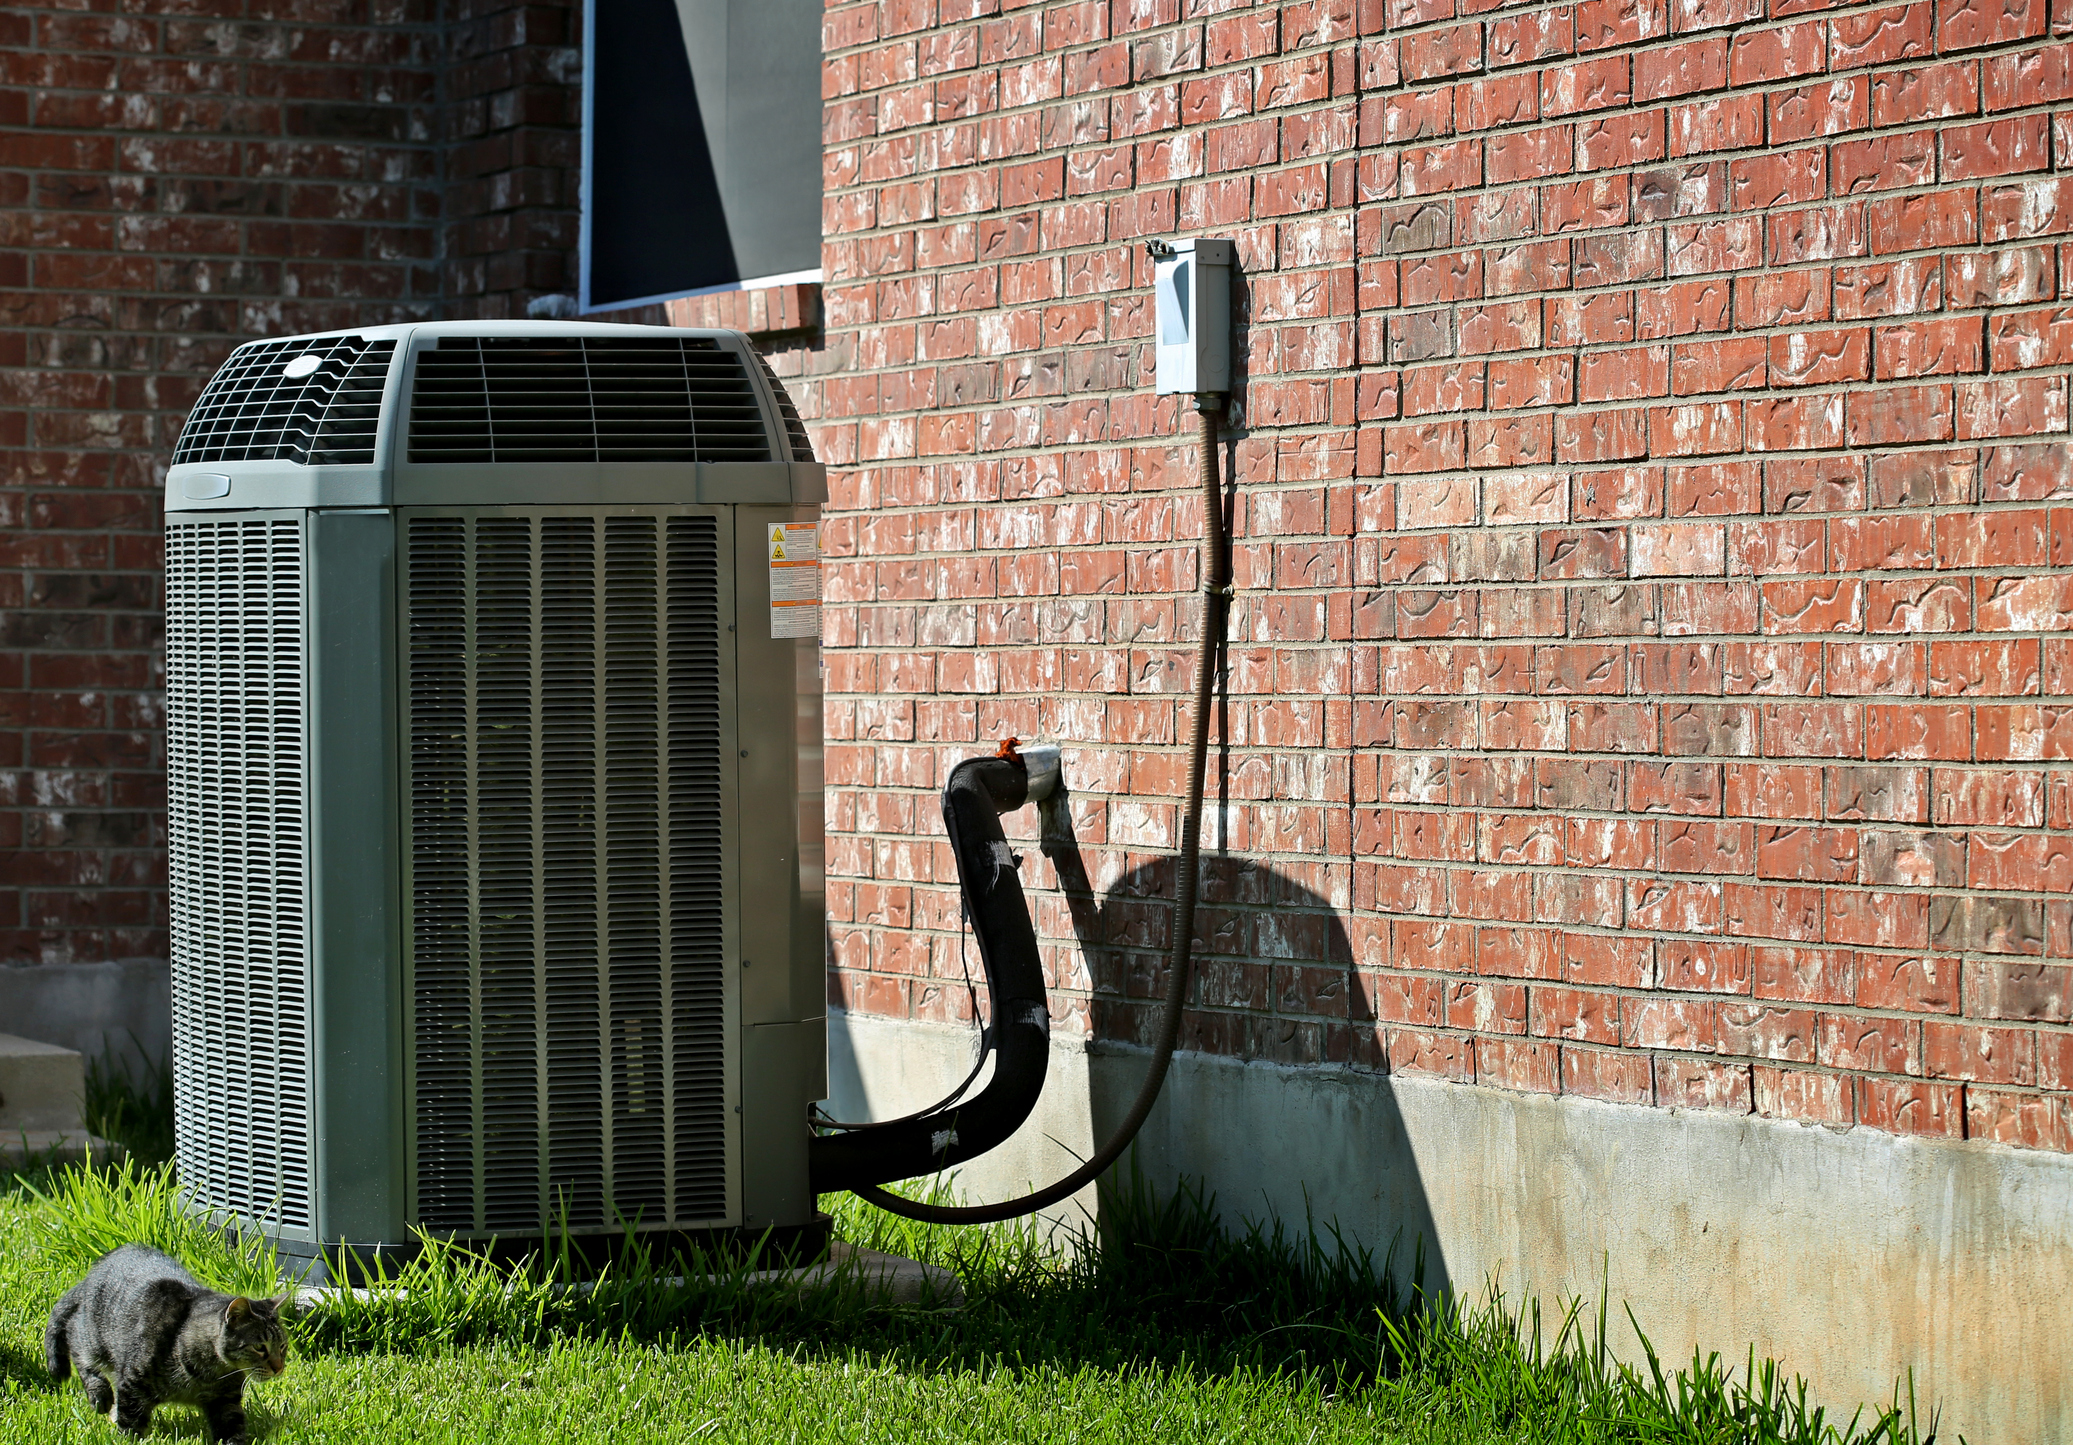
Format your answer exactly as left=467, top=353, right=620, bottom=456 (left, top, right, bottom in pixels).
left=45, top=1244, right=287, bottom=1443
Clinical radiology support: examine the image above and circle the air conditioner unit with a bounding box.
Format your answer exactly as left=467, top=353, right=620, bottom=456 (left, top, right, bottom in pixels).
left=163, top=322, right=826, bottom=1277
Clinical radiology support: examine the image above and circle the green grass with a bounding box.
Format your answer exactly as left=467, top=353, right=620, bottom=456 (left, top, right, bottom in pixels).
left=0, top=1161, right=1944, bottom=1444
left=81, top=1045, right=176, bottom=1170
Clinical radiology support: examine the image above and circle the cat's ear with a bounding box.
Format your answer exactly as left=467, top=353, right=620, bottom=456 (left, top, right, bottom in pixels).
left=225, top=1297, right=251, bottom=1323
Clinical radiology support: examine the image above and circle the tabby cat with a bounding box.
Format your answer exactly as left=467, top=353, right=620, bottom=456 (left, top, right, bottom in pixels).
left=46, top=1243, right=289, bottom=1443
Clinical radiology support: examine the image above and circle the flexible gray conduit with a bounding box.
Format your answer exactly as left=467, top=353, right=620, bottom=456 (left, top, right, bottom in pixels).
left=847, top=396, right=1229, bottom=1225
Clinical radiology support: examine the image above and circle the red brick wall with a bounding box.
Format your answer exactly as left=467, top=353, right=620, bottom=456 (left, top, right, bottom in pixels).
left=0, top=0, right=579, bottom=964
left=808, top=0, right=2073, bottom=1151
left=442, top=0, right=583, bottom=317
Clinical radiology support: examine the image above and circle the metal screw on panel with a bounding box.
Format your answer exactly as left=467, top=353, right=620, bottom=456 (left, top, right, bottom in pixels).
left=740, top=749, right=749, bottom=757
left=741, top=958, right=751, bottom=968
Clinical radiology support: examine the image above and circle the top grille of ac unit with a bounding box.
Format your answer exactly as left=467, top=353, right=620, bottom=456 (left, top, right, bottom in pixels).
left=406, top=335, right=777, bottom=464
left=172, top=335, right=395, bottom=467
left=167, top=326, right=821, bottom=480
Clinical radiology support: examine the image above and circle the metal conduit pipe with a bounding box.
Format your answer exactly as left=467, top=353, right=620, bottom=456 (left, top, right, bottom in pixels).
left=811, top=395, right=1229, bottom=1223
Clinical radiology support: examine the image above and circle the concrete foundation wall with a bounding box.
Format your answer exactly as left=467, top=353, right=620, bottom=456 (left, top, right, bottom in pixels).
left=0, top=960, right=169, bottom=1071
left=831, top=1008, right=2073, bottom=1443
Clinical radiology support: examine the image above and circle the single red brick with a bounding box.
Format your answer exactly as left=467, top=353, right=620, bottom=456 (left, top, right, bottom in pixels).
left=1835, top=256, right=1944, bottom=317
left=1729, top=20, right=1825, bottom=84
left=1672, top=0, right=1763, bottom=32
left=1489, top=7, right=1576, bottom=67
left=1637, top=278, right=1733, bottom=337
left=1455, top=71, right=1542, bottom=130
left=1579, top=109, right=1666, bottom=169
left=1983, top=41, right=2073, bottom=111
left=1388, top=1028, right=1476, bottom=1081
left=1729, top=148, right=1827, bottom=211
left=1769, top=76, right=1870, bottom=143
left=1561, top=1044, right=1655, bottom=1103
left=1754, top=1064, right=1854, bottom=1122
left=1965, top=1088, right=2067, bottom=1149
left=1744, top=394, right=1846, bottom=450
left=1938, top=0, right=2045, bottom=50
left=1579, top=0, right=1671, bottom=50
left=1877, top=316, right=1986, bottom=377
left=1831, top=128, right=1937, bottom=193
left=1846, top=383, right=1954, bottom=444
left=1542, top=54, right=1633, bottom=116
left=1858, top=954, right=1961, bottom=1012
left=1399, top=23, right=1484, bottom=81
left=1821, top=1012, right=1921, bottom=1073
left=1735, top=268, right=1831, bottom=327
left=1484, top=124, right=1576, bottom=186
left=1879, top=71, right=1978, bottom=141
left=1856, top=1076, right=1963, bottom=1137
left=1957, top=377, right=2069, bottom=438
left=1477, top=1035, right=1562, bottom=1091
left=1831, top=3, right=1935, bottom=67
left=1382, top=87, right=1455, bottom=144
left=1924, top=1019, right=2037, bottom=1083
left=1868, top=189, right=1980, bottom=254
left=1624, top=995, right=1721, bottom=1051
left=1964, top=960, right=2073, bottom=1021
left=1636, top=37, right=1729, bottom=100
left=1721, top=1003, right=1818, bottom=1060
left=1983, top=176, right=2073, bottom=240
left=1669, top=93, right=1763, bottom=154
left=1673, top=216, right=1765, bottom=273
left=1656, top=1056, right=1754, bottom=1110
left=1942, top=115, right=2052, bottom=180
left=1770, top=328, right=1870, bottom=387
left=1948, top=244, right=2053, bottom=306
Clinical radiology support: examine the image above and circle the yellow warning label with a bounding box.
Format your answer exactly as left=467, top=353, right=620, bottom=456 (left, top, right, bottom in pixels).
left=768, top=522, right=820, bottom=640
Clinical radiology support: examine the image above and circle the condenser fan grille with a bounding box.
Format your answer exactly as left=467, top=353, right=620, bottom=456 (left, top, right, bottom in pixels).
left=407, top=336, right=773, bottom=464
left=404, top=511, right=729, bottom=1233
left=165, top=517, right=316, bottom=1233
left=173, top=336, right=395, bottom=467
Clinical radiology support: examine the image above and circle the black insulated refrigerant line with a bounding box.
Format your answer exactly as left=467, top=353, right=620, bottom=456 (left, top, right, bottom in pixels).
left=808, top=395, right=1231, bottom=1223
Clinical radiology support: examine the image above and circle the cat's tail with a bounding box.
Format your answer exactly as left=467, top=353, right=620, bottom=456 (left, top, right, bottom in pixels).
left=44, top=1292, right=75, bottom=1381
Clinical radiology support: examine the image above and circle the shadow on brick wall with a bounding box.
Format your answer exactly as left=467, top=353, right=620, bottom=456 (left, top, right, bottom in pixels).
left=1050, top=846, right=1451, bottom=1297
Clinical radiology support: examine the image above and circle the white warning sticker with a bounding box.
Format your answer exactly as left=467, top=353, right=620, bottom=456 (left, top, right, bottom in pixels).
left=768, top=522, right=821, bottom=639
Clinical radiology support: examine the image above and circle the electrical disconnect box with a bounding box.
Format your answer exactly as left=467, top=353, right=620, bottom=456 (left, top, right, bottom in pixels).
left=1152, top=238, right=1234, bottom=397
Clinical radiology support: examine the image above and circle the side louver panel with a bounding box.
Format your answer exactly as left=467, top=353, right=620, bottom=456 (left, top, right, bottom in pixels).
left=751, top=350, right=816, bottom=463
left=166, top=517, right=316, bottom=1235
left=404, top=511, right=731, bottom=1233
left=173, top=335, right=396, bottom=467
left=407, top=336, right=772, bottom=464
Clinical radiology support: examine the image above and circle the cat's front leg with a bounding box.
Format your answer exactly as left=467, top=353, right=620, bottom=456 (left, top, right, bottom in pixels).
left=110, top=1380, right=153, bottom=1437
left=202, top=1391, right=250, bottom=1445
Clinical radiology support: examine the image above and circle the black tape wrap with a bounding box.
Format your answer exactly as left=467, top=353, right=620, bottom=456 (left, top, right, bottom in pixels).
left=806, top=754, right=1051, bottom=1194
